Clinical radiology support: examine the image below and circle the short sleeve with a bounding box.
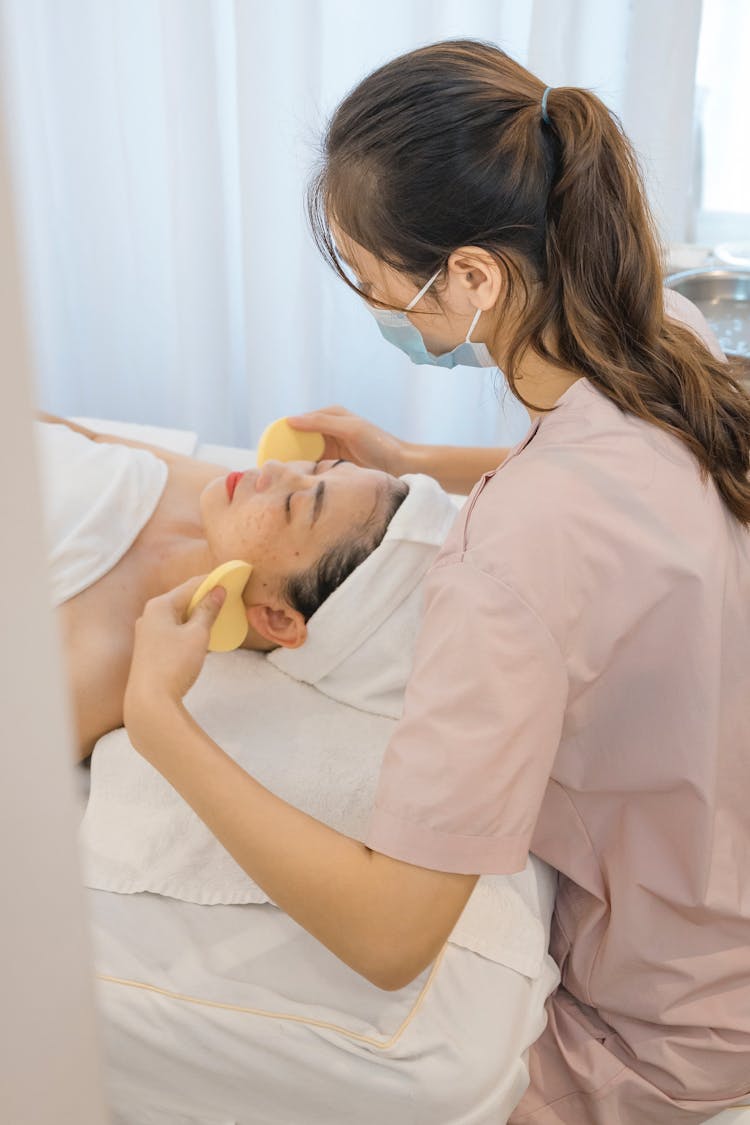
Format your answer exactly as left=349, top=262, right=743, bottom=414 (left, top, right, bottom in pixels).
left=364, top=560, right=568, bottom=875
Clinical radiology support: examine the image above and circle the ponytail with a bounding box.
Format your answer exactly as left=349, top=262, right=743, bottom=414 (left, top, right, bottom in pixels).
left=516, top=85, right=750, bottom=523
left=309, top=40, right=750, bottom=523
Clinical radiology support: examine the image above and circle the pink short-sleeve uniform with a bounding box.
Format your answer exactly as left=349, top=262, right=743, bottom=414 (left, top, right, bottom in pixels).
left=365, top=378, right=750, bottom=1123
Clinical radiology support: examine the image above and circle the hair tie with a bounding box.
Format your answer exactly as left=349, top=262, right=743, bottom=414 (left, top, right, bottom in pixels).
left=541, top=86, right=553, bottom=125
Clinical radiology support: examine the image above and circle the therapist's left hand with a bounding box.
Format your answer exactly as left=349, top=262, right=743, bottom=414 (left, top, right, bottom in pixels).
left=124, top=575, right=226, bottom=725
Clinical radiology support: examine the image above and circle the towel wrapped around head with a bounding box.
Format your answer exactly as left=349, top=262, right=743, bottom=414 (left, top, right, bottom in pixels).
left=267, top=473, right=460, bottom=718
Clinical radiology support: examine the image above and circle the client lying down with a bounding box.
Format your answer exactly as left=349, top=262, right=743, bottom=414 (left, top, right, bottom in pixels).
left=36, top=414, right=408, bottom=759
left=39, top=413, right=560, bottom=1123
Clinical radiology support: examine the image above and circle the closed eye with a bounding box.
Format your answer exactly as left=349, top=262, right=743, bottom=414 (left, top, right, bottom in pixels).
left=284, top=459, right=346, bottom=521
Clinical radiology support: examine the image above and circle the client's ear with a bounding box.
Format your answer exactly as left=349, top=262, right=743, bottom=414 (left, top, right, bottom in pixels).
left=246, top=603, right=307, bottom=650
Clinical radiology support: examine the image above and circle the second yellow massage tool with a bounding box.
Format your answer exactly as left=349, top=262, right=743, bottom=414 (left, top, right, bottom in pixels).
left=186, top=560, right=253, bottom=652
left=256, top=417, right=325, bottom=466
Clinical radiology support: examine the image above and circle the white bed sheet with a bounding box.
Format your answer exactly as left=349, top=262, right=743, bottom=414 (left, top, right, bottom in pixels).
left=71, top=421, right=561, bottom=1123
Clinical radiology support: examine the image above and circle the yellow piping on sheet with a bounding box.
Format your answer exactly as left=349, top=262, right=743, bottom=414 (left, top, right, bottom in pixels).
left=95, top=942, right=447, bottom=1050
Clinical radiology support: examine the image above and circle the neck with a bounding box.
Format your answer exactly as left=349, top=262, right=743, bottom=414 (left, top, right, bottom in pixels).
left=487, top=298, right=581, bottom=418
left=146, top=529, right=214, bottom=601
left=239, top=626, right=275, bottom=652
left=512, top=348, right=581, bottom=419
left=145, top=532, right=273, bottom=653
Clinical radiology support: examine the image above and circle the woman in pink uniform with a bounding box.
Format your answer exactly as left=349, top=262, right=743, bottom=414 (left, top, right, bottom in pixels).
left=123, top=41, right=750, bottom=1122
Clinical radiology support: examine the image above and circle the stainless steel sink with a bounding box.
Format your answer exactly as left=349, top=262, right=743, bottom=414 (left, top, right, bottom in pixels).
left=665, top=268, right=750, bottom=360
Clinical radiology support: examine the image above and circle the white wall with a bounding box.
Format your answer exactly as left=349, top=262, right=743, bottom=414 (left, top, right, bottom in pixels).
left=0, top=62, right=110, bottom=1125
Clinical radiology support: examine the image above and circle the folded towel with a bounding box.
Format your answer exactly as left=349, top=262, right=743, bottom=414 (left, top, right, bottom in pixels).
left=80, top=650, right=551, bottom=979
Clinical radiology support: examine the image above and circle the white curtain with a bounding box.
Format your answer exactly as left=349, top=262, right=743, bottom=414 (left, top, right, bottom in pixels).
left=0, top=0, right=702, bottom=448
left=697, top=0, right=750, bottom=216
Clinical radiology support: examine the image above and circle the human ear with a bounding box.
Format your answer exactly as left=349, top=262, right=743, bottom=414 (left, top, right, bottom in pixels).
left=447, top=246, right=503, bottom=311
left=246, top=603, right=307, bottom=649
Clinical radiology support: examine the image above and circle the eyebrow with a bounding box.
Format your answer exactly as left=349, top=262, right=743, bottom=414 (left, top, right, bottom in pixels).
left=311, top=481, right=325, bottom=526
left=310, top=459, right=345, bottom=526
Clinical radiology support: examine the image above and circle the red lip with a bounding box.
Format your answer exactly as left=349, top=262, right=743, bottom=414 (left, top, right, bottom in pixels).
left=226, top=472, right=244, bottom=501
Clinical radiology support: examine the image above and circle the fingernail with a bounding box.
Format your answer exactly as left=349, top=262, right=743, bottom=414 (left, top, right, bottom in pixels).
left=210, top=587, right=226, bottom=607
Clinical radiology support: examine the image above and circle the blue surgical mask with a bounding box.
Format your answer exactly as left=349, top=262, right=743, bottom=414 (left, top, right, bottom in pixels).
left=366, top=269, right=496, bottom=368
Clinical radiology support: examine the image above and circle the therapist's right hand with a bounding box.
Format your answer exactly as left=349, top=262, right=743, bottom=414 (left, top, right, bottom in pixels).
left=286, top=406, right=408, bottom=477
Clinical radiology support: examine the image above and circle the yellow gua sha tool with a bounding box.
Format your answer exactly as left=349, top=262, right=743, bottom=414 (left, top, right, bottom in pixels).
left=256, top=417, right=325, bottom=466
left=186, top=560, right=253, bottom=653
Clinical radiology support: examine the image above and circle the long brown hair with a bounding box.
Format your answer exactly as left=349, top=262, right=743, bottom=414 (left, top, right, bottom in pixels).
left=307, top=39, right=750, bottom=524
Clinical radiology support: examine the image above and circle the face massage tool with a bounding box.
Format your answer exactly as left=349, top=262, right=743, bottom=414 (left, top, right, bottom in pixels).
left=256, top=417, right=325, bottom=466
left=186, top=560, right=253, bottom=652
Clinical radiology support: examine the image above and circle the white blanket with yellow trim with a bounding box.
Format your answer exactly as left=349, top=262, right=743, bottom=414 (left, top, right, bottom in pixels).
left=80, top=648, right=555, bottom=980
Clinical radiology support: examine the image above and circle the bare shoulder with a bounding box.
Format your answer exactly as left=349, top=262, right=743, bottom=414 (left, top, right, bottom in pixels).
left=93, top=431, right=231, bottom=479
left=58, top=603, right=134, bottom=761
left=39, top=414, right=233, bottom=479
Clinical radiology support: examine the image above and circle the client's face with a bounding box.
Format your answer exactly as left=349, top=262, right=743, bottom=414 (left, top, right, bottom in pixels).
left=199, top=459, right=394, bottom=642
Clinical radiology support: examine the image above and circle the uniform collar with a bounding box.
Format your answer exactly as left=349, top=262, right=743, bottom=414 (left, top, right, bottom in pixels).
left=480, top=377, right=589, bottom=483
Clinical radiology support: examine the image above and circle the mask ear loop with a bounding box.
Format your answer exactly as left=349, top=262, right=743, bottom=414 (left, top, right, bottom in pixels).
left=407, top=270, right=483, bottom=344
left=464, top=306, right=482, bottom=343
left=405, top=268, right=442, bottom=311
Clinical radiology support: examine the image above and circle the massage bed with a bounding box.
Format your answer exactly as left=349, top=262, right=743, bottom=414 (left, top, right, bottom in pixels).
left=66, top=418, right=746, bottom=1125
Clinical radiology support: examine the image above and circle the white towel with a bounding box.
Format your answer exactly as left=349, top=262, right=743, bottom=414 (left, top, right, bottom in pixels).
left=34, top=421, right=168, bottom=607
left=80, top=650, right=551, bottom=979
left=268, top=472, right=462, bottom=718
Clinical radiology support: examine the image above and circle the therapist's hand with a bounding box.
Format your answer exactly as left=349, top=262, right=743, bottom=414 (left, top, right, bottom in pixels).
left=123, top=575, right=226, bottom=735
left=287, top=406, right=408, bottom=476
